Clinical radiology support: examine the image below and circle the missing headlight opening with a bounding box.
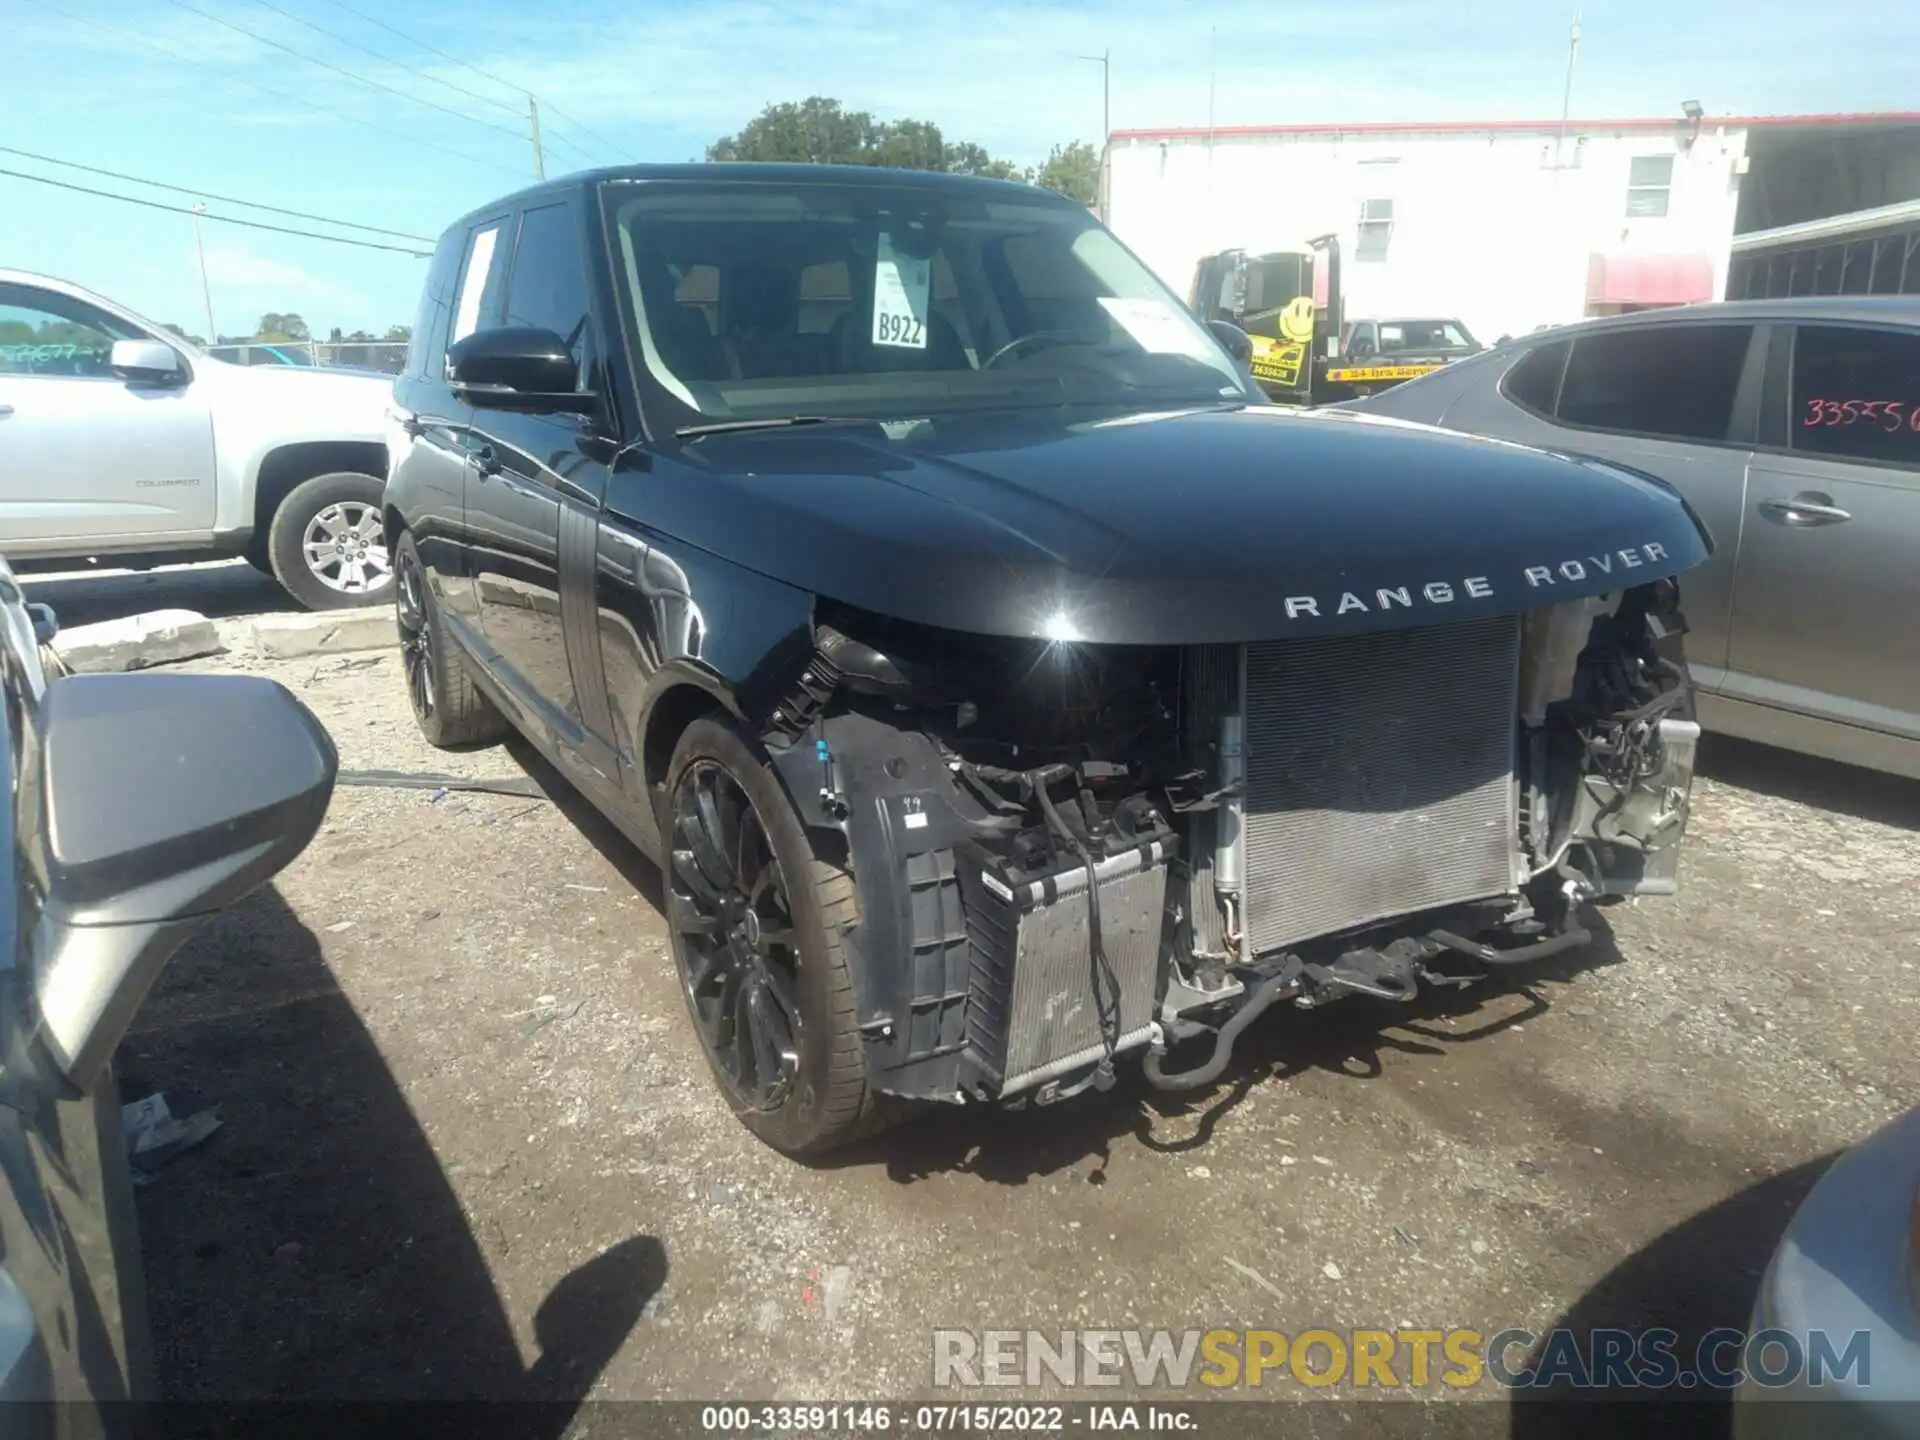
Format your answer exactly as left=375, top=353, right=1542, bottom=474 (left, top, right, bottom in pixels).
left=762, top=580, right=1697, bottom=1112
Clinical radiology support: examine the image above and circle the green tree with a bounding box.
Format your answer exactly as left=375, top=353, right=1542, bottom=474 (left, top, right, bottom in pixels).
left=254, top=312, right=310, bottom=342
left=160, top=322, right=207, bottom=346
left=383, top=324, right=411, bottom=344
left=708, top=97, right=1034, bottom=180
left=1036, top=141, right=1100, bottom=206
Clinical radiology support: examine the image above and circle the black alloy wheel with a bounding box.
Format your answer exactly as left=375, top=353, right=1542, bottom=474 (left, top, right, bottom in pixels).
left=667, top=760, right=806, bottom=1113
left=396, top=543, right=436, bottom=723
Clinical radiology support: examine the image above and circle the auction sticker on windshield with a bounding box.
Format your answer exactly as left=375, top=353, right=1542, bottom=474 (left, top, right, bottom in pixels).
left=873, top=234, right=930, bottom=350
left=1099, top=297, right=1215, bottom=362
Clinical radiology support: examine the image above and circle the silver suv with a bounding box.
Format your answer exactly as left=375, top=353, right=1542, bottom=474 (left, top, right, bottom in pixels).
left=1346, top=298, right=1920, bottom=779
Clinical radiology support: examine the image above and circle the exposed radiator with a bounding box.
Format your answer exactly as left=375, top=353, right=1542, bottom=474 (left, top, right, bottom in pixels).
left=1233, top=616, right=1523, bottom=955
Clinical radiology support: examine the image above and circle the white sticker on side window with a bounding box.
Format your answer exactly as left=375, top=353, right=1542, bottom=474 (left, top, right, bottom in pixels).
left=872, top=234, right=930, bottom=350
left=1098, top=296, right=1213, bottom=360
left=452, top=225, right=499, bottom=343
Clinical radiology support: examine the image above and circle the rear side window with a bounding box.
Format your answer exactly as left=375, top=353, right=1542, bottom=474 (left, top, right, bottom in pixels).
left=503, top=202, right=590, bottom=382
left=1790, top=325, right=1920, bottom=468
left=1500, top=340, right=1568, bottom=415
left=450, top=221, right=507, bottom=347
left=1556, top=325, right=1752, bottom=443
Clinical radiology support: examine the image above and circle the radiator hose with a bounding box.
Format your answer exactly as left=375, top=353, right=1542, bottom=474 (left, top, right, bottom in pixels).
left=1142, top=972, right=1297, bottom=1092
left=1030, top=767, right=1121, bottom=1089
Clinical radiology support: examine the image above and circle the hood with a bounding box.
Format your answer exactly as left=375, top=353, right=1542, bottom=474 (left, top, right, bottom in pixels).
left=650, top=404, right=1711, bottom=646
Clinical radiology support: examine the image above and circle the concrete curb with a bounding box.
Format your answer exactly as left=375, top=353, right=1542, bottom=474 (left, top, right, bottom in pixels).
left=250, top=609, right=397, bottom=659
left=51, top=609, right=222, bottom=673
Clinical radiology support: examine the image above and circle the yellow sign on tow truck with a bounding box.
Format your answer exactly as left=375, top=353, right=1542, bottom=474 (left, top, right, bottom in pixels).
left=1249, top=335, right=1307, bottom=389
left=1323, top=362, right=1444, bottom=384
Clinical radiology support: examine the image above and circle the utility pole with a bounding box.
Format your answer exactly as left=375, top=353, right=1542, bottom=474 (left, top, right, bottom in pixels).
left=190, top=203, right=217, bottom=344
left=1074, top=48, right=1111, bottom=218
left=1554, top=11, right=1582, bottom=178
left=527, top=93, right=547, bottom=180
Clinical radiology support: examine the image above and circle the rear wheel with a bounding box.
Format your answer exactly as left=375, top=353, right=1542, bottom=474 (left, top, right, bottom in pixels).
left=268, top=471, right=392, bottom=610
left=663, top=717, right=884, bottom=1155
left=393, top=529, right=507, bottom=748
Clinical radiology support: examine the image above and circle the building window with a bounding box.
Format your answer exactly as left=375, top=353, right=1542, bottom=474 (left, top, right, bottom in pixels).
left=1356, top=198, right=1394, bottom=262
left=1626, top=155, right=1673, bottom=218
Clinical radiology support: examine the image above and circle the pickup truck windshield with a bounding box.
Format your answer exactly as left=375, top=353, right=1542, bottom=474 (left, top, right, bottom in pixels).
left=605, top=179, right=1249, bottom=424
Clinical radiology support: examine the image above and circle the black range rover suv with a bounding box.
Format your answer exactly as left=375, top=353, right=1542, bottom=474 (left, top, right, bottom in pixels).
left=385, top=163, right=1711, bottom=1154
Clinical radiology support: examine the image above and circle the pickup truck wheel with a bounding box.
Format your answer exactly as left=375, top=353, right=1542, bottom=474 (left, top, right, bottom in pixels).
left=664, top=717, right=887, bottom=1155
left=393, top=531, right=507, bottom=748
left=268, top=471, right=393, bottom=611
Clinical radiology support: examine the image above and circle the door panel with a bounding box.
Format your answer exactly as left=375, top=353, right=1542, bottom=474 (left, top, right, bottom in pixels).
left=1724, top=455, right=1920, bottom=737
left=0, top=377, right=216, bottom=547
left=0, top=283, right=217, bottom=549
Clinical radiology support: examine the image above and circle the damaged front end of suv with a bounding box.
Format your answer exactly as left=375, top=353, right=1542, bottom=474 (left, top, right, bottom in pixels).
left=760, top=525, right=1702, bottom=1119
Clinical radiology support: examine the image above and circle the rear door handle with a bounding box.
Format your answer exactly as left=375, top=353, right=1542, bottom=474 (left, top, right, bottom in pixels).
left=1758, top=492, right=1851, bottom=527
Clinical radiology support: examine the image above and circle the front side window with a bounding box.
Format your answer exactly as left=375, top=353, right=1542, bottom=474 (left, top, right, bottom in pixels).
left=1790, top=325, right=1920, bottom=467
left=0, top=284, right=143, bottom=378
left=1557, top=324, right=1752, bottom=443
left=1626, top=155, right=1674, bottom=218
left=503, top=203, right=591, bottom=385
left=606, top=179, right=1250, bottom=429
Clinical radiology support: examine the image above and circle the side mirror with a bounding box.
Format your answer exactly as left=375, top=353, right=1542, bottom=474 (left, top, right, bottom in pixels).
left=109, top=339, right=186, bottom=386
left=447, top=326, right=597, bottom=414
left=32, top=673, right=337, bottom=1088
left=1206, top=319, right=1254, bottom=366
left=27, top=603, right=56, bottom=648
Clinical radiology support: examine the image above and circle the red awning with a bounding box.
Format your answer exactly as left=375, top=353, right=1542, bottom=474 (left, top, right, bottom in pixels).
left=1586, top=252, right=1716, bottom=306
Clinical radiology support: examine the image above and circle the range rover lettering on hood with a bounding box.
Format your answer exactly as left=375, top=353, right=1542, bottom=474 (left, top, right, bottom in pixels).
left=1283, top=541, right=1672, bottom=620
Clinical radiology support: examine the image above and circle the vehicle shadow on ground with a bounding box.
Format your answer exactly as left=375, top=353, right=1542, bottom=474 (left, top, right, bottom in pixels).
left=122, top=883, right=663, bottom=1416
left=22, top=561, right=299, bottom=628
left=1505, top=1153, right=1837, bottom=1440
left=1700, top=733, right=1920, bottom=830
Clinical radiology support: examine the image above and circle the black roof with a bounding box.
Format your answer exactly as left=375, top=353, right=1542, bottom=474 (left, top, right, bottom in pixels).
left=445, top=162, right=1067, bottom=236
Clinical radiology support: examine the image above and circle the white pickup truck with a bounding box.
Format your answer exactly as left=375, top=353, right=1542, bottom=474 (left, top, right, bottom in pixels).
left=0, top=269, right=395, bottom=609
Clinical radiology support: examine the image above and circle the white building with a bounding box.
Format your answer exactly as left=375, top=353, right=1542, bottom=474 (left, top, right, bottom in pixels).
left=1105, top=112, right=1920, bottom=344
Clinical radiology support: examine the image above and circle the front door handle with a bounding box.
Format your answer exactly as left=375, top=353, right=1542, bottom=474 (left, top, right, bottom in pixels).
left=1758, top=492, right=1851, bottom=527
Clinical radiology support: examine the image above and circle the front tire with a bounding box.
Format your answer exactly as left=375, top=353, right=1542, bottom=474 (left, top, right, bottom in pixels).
left=268, top=471, right=392, bottom=610
left=663, top=717, right=883, bottom=1155
left=393, top=530, right=507, bottom=748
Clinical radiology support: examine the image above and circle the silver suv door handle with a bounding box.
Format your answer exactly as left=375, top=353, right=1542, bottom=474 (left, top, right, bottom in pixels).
left=0, top=404, right=14, bottom=417
left=1758, top=493, right=1851, bottom=527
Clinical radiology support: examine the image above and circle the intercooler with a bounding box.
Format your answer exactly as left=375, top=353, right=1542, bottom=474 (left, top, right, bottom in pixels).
left=1188, top=616, right=1524, bottom=958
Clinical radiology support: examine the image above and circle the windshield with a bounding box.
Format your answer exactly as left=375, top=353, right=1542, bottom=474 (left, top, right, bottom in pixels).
left=605, top=179, right=1251, bottom=427
left=1377, top=319, right=1479, bottom=355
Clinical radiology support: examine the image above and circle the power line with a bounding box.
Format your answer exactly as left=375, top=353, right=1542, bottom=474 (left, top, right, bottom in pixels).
left=0, top=144, right=434, bottom=242
left=0, top=167, right=432, bottom=256
left=316, top=0, right=631, bottom=164
left=241, top=0, right=535, bottom=130
left=161, top=0, right=530, bottom=146
left=46, top=2, right=527, bottom=181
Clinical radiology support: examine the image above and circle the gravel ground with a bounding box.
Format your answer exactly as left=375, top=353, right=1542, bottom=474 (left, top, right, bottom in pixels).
left=26, top=563, right=1920, bottom=1429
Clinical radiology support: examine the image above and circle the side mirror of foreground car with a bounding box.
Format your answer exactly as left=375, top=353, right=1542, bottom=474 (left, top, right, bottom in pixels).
left=1206, top=318, right=1255, bottom=367
left=108, top=339, right=186, bottom=387
left=32, top=673, right=337, bottom=1089
left=447, top=325, right=598, bottom=415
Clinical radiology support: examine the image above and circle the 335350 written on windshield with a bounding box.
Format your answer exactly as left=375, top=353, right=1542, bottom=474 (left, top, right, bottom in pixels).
left=1802, top=397, right=1920, bottom=431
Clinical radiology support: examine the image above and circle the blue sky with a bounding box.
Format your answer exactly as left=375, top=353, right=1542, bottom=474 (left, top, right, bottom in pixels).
left=6, top=0, right=1916, bottom=336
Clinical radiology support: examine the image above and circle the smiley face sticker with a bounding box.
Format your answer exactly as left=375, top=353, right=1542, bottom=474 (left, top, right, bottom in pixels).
left=1279, top=295, right=1316, bottom=344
